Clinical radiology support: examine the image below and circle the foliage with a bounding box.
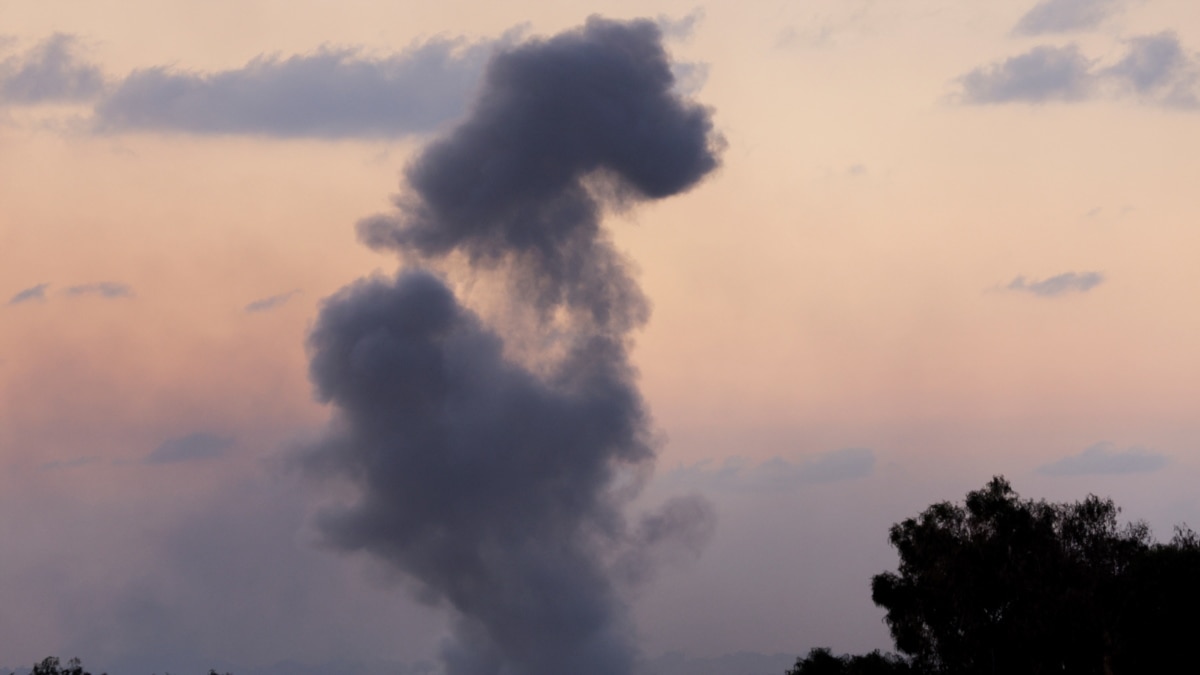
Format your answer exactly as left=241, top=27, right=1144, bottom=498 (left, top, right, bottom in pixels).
left=29, top=658, right=102, bottom=675
left=1108, top=525, right=1200, bottom=673
left=787, top=648, right=914, bottom=675
left=23, top=658, right=232, bottom=675
left=864, top=476, right=1200, bottom=675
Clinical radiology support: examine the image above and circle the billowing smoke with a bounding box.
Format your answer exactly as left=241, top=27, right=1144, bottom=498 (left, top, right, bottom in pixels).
left=303, top=17, right=722, bottom=675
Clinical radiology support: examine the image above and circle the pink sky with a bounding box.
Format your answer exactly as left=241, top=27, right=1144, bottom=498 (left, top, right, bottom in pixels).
left=3, top=1, right=1200, bottom=672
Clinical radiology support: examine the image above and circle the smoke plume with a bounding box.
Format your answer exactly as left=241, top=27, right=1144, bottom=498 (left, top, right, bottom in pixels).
left=303, top=17, right=722, bottom=675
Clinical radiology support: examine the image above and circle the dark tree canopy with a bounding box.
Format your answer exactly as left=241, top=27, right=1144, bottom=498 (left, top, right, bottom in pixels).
left=788, top=648, right=914, bottom=675
left=21, top=657, right=231, bottom=675
left=28, top=658, right=103, bottom=675
left=866, top=476, right=1200, bottom=675
left=1108, top=525, right=1200, bottom=674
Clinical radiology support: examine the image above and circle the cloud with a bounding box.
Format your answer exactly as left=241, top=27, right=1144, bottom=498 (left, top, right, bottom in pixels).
left=665, top=448, right=876, bottom=493
left=1103, top=32, right=1200, bottom=107
left=306, top=17, right=722, bottom=675
left=1038, top=442, right=1167, bottom=476
left=957, top=45, right=1095, bottom=103
left=1005, top=271, right=1104, bottom=297
left=144, top=432, right=234, bottom=464
left=7, top=282, right=50, bottom=305
left=1013, top=0, right=1126, bottom=36
left=245, top=289, right=301, bottom=313
left=0, top=33, right=105, bottom=104
left=957, top=34, right=1200, bottom=108
left=92, top=37, right=501, bottom=138
left=656, top=9, right=705, bottom=41
left=63, top=281, right=134, bottom=298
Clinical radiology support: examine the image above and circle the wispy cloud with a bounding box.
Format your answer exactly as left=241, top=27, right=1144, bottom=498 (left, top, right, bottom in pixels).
left=656, top=8, right=706, bottom=42
left=0, top=33, right=105, bottom=104
left=7, top=282, right=50, bottom=305
left=4, top=28, right=714, bottom=137
left=1004, top=271, right=1104, bottom=297
left=663, top=448, right=875, bottom=493
left=958, top=45, right=1095, bottom=103
left=1038, top=442, right=1167, bottom=476
left=144, top=432, right=234, bottom=465
left=92, top=37, right=502, bottom=138
left=1103, top=32, right=1200, bottom=108
left=1013, top=0, right=1126, bottom=36
left=956, top=32, right=1200, bottom=108
left=63, top=281, right=134, bottom=299
left=245, top=289, right=301, bottom=313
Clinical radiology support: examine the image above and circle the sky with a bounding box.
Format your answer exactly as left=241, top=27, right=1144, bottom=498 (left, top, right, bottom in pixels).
left=3, top=0, right=1200, bottom=672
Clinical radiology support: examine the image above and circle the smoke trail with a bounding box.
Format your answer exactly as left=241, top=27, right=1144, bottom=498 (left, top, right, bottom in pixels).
left=303, top=17, right=722, bottom=675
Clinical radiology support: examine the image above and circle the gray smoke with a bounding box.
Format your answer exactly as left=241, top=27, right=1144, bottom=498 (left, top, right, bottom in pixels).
left=303, top=17, right=721, bottom=675
left=358, top=16, right=719, bottom=333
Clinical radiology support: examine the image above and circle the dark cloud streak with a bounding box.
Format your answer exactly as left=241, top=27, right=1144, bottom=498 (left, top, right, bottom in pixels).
left=1005, top=271, right=1104, bottom=297
left=245, top=290, right=301, bottom=313
left=93, top=38, right=500, bottom=138
left=64, top=281, right=135, bottom=299
left=7, top=282, right=50, bottom=305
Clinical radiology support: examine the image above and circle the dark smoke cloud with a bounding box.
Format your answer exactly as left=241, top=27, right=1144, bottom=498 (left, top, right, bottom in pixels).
left=307, top=270, right=654, bottom=675
left=358, top=17, right=720, bottom=331
left=304, top=16, right=721, bottom=675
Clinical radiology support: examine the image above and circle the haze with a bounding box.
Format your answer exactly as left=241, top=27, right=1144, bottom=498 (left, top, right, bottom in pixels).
left=3, top=0, right=1199, bottom=673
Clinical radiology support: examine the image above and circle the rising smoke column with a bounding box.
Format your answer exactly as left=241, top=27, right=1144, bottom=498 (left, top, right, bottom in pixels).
left=304, top=17, right=722, bottom=675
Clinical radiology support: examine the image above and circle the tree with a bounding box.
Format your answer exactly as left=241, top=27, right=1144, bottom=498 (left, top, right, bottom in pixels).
left=1107, top=525, right=1200, bottom=673
left=868, top=476, right=1199, bottom=675
left=788, top=648, right=914, bottom=675
left=29, top=657, right=103, bottom=675
left=24, top=657, right=232, bottom=675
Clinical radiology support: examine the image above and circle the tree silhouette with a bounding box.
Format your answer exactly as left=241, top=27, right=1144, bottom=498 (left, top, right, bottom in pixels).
left=1108, top=525, right=1200, bottom=673
left=863, top=476, right=1198, bottom=675
left=788, top=648, right=914, bottom=675
left=29, top=657, right=103, bottom=675
left=23, top=657, right=232, bottom=675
